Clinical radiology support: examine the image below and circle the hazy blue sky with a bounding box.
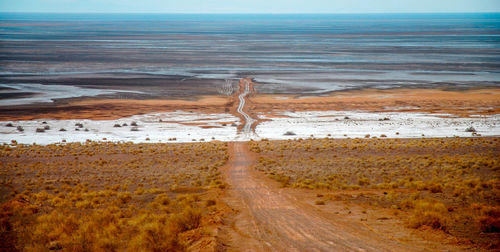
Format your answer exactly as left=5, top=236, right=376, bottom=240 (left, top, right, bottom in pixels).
left=1, top=0, right=499, bottom=13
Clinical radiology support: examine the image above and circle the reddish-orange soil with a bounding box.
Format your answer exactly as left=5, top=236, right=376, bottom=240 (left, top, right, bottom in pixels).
left=1, top=80, right=498, bottom=121
left=0, top=96, right=230, bottom=121
left=218, top=142, right=470, bottom=251
left=251, top=88, right=500, bottom=117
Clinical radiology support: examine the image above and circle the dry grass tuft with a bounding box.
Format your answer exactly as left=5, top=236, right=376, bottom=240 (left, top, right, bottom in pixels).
left=249, top=137, right=500, bottom=248
left=0, top=141, right=229, bottom=251
left=409, top=200, right=449, bottom=231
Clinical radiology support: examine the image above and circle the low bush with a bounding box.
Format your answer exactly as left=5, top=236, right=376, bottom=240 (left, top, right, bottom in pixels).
left=0, top=141, right=229, bottom=250
left=477, top=206, right=500, bottom=233
left=205, top=199, right=216, bottom=207
left=315, top=200, right=325, bottom=205
left=409, top=200, right=448, bottom=231
left=172, top=207, right=202, bottom=232
left=429, top=183, right=443, bottom=193
left=465, top=126, right=476, bottom=133
left=131, top=220, right=181, bottom=251
left=358, top=178, right=370, bottom=186
left=248, top=137, right=500, bottom=245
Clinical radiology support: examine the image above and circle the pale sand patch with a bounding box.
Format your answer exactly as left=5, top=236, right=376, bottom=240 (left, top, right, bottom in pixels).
left=251, top=88, right=500, bottom=117
left=254, top=88, right=500, bottom=103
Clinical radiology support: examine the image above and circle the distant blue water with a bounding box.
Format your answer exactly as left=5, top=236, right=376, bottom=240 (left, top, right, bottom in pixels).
left=0, top=13, right=499, bottom=94
left=2, top=13, right=500, bottom=35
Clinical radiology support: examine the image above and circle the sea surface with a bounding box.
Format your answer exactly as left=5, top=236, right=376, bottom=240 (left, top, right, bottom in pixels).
left=0, top=13, right=499, bottom=97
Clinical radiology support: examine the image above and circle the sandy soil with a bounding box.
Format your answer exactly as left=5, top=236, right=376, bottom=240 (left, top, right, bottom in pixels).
left=1, top=81, right=498, bottom=122
left=250, top=88, right=500, bottom=118
left=218, top=142, right=468, bottom=251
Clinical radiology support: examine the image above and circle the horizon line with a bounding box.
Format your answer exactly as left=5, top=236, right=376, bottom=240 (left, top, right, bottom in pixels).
left=1, top=11, right=500, bottom=15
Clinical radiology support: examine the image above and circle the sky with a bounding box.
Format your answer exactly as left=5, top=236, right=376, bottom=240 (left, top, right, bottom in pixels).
left=0, top=0, right=499, bottom=13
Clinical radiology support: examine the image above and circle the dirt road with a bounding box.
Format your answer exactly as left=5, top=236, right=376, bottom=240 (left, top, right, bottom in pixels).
left=219, top=77, right=449, bottom=251
left=221, top=142, right=428, bottom=251
left=237, top=79, right=257, bottom=140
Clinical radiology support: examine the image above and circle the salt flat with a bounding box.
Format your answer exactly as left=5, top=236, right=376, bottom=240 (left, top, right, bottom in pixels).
left=0, top=111, right=239, bottom=145
left=1, top=110, right=498, bottom=145
left=256, top=111, right=500, bottom=140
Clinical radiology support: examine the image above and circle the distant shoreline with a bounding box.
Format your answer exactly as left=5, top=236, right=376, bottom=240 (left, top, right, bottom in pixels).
left=0, top=85, right=498, bottom=121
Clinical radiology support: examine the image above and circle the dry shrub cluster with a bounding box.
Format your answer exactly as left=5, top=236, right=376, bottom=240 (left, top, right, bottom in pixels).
left=249, top=137, right=500, bottom=247
left=409, top=199, right=449, bottom=231
left=0, top=141, right=229, bottom=251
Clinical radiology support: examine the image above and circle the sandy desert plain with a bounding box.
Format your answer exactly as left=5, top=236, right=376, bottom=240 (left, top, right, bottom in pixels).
left=0, top=76, right=499, bottom=251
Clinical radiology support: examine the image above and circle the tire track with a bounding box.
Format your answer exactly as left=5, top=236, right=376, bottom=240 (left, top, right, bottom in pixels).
left=224, top=142, right=422, bottom=251
left=221, top=78, right=467, bottom=252
left=236, top=78, right=257, bottom=140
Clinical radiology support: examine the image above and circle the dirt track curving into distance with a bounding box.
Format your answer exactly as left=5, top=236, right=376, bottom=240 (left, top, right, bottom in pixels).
left=219, top=78, right=437, bottom=251
left=236, top=78, right=258, bottom=140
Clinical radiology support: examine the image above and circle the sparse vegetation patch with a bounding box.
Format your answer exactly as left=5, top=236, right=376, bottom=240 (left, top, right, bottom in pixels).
left=0, top=141, right=229, bottom=251
left=249, top=137, right=500, bottom=248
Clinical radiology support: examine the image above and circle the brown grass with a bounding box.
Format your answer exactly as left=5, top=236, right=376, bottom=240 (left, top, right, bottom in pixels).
left=0, top=141, right=229, bottom=251
left=249, top=137, right=500, bottom=249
